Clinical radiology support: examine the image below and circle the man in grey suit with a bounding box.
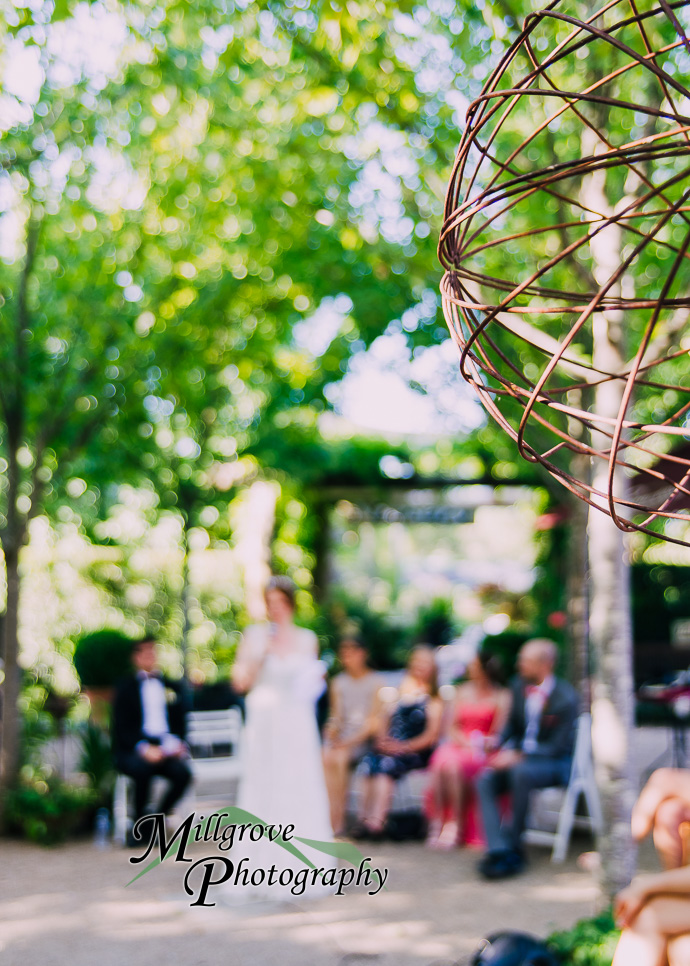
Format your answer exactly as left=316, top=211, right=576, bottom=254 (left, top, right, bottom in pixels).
left=476, top=638, right=579, bottom=879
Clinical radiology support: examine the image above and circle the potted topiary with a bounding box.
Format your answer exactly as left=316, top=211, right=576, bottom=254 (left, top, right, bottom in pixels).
left=73, top=629, right=135, bottom=721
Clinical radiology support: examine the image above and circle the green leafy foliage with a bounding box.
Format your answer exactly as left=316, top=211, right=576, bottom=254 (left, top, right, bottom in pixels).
left=0, top=0, right=523, bottom=555
left=5, top=778, right=98, bottom=845
left=77, top=721, right=115, bottom=805
left=311, top=592, right=414, bottom=670
left=548, top=911, right=619, bottom=966
left=411, top=597, right=458, bottom=648
left=317, top=595, right=461, bottom=679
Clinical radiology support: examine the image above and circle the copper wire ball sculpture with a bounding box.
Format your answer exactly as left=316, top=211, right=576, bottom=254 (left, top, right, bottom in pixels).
left=440, top=0, right=690, bottom=545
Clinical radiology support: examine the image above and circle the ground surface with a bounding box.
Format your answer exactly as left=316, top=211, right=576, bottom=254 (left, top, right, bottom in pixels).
left=0, top=833, right=608, bottom=966
left=1, top=726, right=670, bottom=966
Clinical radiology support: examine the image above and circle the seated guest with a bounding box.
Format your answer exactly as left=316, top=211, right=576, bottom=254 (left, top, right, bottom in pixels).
left=112, top=637, right=192, bottom=845
left=631, top=767, right=690, bottom=870
left=613, top=771, right=690, bottom=965
left=476, top=638, right=578, bottom=879
left=613, top=867, right=690, bottom=966
left=354, top=645, right=443, bottom=840
left=425, top=650, right=510, bottom=850
left=323, top=634, right=381, bottom=836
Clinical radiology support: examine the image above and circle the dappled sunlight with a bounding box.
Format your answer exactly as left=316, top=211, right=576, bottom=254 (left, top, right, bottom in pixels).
left=527, top=879, right=599, bottom=904
left=0, top=838, right=600, bottom=964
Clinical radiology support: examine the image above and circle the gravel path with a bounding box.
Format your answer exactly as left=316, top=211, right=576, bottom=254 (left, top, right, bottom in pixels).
left=0, top=834, right=606, bottom=966
left=2, top=725, right=672, bottom=966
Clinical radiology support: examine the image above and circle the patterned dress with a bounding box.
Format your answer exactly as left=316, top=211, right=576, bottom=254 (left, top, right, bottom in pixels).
left=359, top=696, right=433, bottom=780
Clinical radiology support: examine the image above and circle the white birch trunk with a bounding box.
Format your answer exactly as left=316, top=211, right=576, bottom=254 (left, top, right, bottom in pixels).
left=583, top=127, right=638, bottom=899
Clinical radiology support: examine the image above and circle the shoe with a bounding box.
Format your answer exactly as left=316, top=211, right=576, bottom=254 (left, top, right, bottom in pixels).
left=503, top=848, right=526, bottom=869
left=477, top=850, right=505, bottom=876
left=367, top=825, right=386, bottom=843
left=477, top=848, right=525, bottom=880
left=436, top=821, right=460, bottom=851
left=349, top=823, right=370, bottom=841
left=425, top=820, right=444, bottom=849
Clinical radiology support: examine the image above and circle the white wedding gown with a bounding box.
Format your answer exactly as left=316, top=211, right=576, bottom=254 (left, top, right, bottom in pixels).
left=226, top=624, right=336, bottom=901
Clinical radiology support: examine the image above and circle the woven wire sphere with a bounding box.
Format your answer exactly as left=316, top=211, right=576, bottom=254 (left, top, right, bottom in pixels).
left=440, top=0, right=690, bottom=546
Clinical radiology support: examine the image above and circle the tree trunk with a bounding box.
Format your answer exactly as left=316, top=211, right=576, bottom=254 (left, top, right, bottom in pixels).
left=588, top=322, right=637, bottom=898
left=310, top=498, right=331, bottom=602
left=180, top=521, right=191, bottom=680
left=0, top=544, right=22, bottom=822
left=0, top=217, right=35, bottom=821
left=584, top=124, right=638, bottom=898
left=566, top=485, right=590, bottom=704
left=589, top=497, right=637, bottom=899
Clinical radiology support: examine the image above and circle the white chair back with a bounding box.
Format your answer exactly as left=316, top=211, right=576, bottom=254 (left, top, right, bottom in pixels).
left=187, top=707, right=243, bottom=759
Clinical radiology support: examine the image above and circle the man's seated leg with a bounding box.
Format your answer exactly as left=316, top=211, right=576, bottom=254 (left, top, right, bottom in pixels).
left=155, top=755, right=193, bottom=817
left=476, top=767, right=513, bottom=877
left=509, top=756, right=570, bottom=853
left=476, top=767, right=512, bottom=853
left=118, top=752, right=155, bottom=825
left=117, top=752, right=160, bottom=848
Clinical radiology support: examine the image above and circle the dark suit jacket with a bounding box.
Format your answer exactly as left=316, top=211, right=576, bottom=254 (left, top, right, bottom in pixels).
left=501, top=677, right=579, bottom=759
left=112, top=673, right=189, bottom=766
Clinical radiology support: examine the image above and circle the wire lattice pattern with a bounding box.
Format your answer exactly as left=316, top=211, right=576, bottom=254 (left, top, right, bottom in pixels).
left=439, top=0, right=690, bottom=545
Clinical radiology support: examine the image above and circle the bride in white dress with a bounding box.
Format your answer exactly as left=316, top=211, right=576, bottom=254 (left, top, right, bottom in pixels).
left=229, top=576, right=335, bottom=899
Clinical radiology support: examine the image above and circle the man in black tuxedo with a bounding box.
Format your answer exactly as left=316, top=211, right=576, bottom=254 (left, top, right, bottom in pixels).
left=476, top=638, right=579, bottom=879
left=112, top=638, right=192, bottom=843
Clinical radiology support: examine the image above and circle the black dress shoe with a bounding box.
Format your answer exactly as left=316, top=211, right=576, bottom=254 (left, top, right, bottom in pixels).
left=367, top=826, right=386, bottom=843
left=505, top=848, right=527, bottom=872
left=477, top=850, right=506, bottom=877
left=478, top=848, right=525, bottom=880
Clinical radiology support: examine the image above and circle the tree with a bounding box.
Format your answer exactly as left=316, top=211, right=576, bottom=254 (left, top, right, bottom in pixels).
left=439, top=0, right=690, bottom=897
left=0, top=0, right=517, bottom=800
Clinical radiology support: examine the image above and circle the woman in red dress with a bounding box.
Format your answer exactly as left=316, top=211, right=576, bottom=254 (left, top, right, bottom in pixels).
left=425, top=651, right=510, bottom=850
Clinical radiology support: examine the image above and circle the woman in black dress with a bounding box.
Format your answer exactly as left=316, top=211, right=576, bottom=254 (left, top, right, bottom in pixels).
left=354, top=646, right=442, bottom=839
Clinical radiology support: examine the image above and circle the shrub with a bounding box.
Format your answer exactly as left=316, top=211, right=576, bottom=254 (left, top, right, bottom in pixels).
left=313, top=596, right=411, bottom=670
left=548, top=910, right=619, bottom=966
left=78, top=720, right=115, bottom=805
left=6, top=779, right=99, bottom=846
left=73, top=629, right=135, bottom=688
left=412, top=598, right=458, bottom=649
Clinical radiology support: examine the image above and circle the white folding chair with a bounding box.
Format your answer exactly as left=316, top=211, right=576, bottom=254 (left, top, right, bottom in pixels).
left=523, top=712, right=604, bottom=862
